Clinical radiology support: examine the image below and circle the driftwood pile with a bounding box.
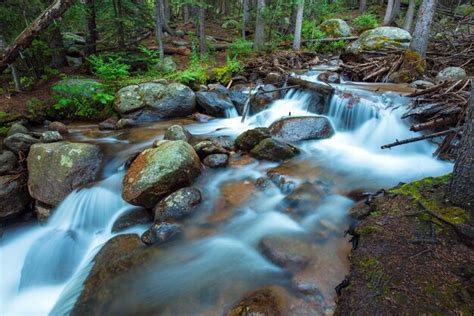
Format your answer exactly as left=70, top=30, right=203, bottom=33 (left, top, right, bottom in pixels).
left=244, top=51, right=329, bottom=76
left=340, top=52, right=404, bottom=82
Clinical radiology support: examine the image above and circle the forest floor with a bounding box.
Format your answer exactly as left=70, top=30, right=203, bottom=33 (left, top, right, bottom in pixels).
left=336, top=175, right=474, bottom=315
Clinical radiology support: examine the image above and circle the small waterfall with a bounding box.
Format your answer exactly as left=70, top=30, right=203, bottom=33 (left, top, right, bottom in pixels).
left=224, top=104, right=239, bottom=118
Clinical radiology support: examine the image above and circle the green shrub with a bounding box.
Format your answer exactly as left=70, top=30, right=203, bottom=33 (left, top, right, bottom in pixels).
left=228, top=39, right=253, bottom=58
left=51, top=79, right=114, bottom=119
left=87, top=55, right=130, bottom=88
left=26, top=97, right=46, bottom=121
left=353, top=13, right=379, bottom=33
left=167, top=49, right=209, bottom=84
left=214, top=56, right=244, bottom=83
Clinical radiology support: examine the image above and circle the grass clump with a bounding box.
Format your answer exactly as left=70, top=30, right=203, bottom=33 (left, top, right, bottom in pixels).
left=353, top=13, right=379, bottom=33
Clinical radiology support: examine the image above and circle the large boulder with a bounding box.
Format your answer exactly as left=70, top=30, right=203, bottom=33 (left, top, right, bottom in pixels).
left=250, top=138, right=299, bottom=161
left=4, top=133, right=39, bottom=153
left=435, top=67, right=467, bottom=83
left=235, top=127, right=271, bottom=152
left=27, top=142, right=103, bottom=206
left=196, top=91, right=236, bottom=117
left=163, top=124, right=193, bottom=143
left=269, top=116, right=335, bottom=141
left=0, top=150, right=17, bottom=175
left=122, top=140, right=201, bottom=208
left=114, top=82, right=196, bottom=121
left=319, top=19, right=352, bottom=37
left=347, top=27, right=412, bottom=53
left=154, top=187, right=202, bottom=222
left=0, top=174, right=32, bottom=222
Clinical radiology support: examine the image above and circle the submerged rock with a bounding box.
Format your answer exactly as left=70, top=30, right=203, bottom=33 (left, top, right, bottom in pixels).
left=154, top=187, right=202, bottom=222
left=114, top=82, right=196, bottom=121
left=259, top=234, right=313, bottom=272
left=435, top=67, right=467, bottom=83
left=116, top=118, right=137, bottom=129
left=163, top=124, right=193, bottom=143
left=122, top=140, right=201, bottom=208
left=0, top=150, right=17, bottom=175
left=0, top=173, right=32, bottom=222
left=193, top=140, right=228, bottom=159
left=269, top=116, right=335, bottom=141
left=203, top=154, right=229, bottom=168
left=347, top=27, right=411, bottom=53
left=48, top=121, right=69, bottom=134
left=196, top=91, right=236, bottom=117
left=112, top=208, right=152, bottom=232
left=250, top=138, right=299, bottom=161
left=4, top=133, right=39, bottom=153
left=141, top=222, right=182, bottom=245
left=283, top=181, right=327, bottom=215
left=319, top=18, right=352, bottom=37
left=227, top=286, right=292, bottom=316
left=27, top=142, right=102, bottom=206
left=235, top=127, right=271, bottom=152
left=98, top=117, right=118, bottom=130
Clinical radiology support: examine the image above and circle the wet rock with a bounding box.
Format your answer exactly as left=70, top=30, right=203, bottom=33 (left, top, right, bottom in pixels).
left=317, top=71, right=341, bottom=84
left=7, top=122, right=28, bottom=137
left=227, top=286, right=291, bottom=316
left=410, top=80, right=434, bottom=89
left=155, top=57, right=177, bottom=73
left=228, top=154, right=257, bottom=167
left=193, top=140, right=228, bottom=159
left=116, top=118, right=137, bottom=129
left=211, top=135, right=235, bottom=151
left=48, top=121, right=69, bottom=134
left=0, top=150, right=17, bottom=175
left=235, top=127, right=271, bottom=152
left=141, top=222, right=182, bottom=245
left=319, top=18, right=352, bottom=37
left=35, top=201, right=53, bottom=223
left=203, top=154, right=229, bottom=168
left=283, top=181, right=326, bottom=214
left=196, top=91, right=236, bottom=117
left=0, top=174, right=32, bottom=222
left=228, top=90, right=248, bottom=115
left=98, top=117, right=118, bottom=130
left=27, top=142, right=103, bottom=206
left=112, top=208, right=151, bottom=232
left=154, top=187, right=202, bottom=222
left=249, top=84, right=280, bottom=115
left=250, top=138, right=299, bottom=161
left=192, top=112, right=214, bottom=122
left=347, top=27, right=412, bottom=53
left=163, top=124, right=192, bottom=142
left=349, top=201, right=371, bottom=220
left=255, top=177, right=274, bottom=190
left=269, top=116, right=335, bottom=142
left=435, top=67, right=467, bottom=83
left=259, top=234, right=313, bottom=272
left=175, top=29, right=185, bottom=38
left=267, top=171, right=297, bottom=194
left=114, top=82, right=196, bottom=121
left=4, top=133, right=39, bottom=153
left=122, top=140, right=201, bottom=208
left=40, top=131, right=63, bottom=143
left=264, top=72, right=281, bottom=85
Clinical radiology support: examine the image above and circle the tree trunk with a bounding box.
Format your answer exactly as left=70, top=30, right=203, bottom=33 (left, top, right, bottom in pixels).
left=242, top=0, right=250, bottom=39
left=359, top=0, right=367, bottom=12
left=112, top=0, right=126, bottom=49
left=254, top=0, right=265, bottom=51
left=0, top=0, right=76, bottom=74
left=393, top=0, right=401, bottom=18
left=383, top=0, right=394, bottom=25
left=448, top=83, right=474, bottom=211
left=155, top=0, right=164, bottom=61
left=50, top=23, right=67, bottom=68
left=84, top=0, right=97, bottom=55
left=410, top=0, right=437, bottom=57
left=10, top=64, right=21, bottom=92
left=198, top=6, right=206, bottom=58
left=403, top=0, right=416, bottom=31
left=293, top=0, right=304, bottom=50
left=163, top=0, right=171, bottom=21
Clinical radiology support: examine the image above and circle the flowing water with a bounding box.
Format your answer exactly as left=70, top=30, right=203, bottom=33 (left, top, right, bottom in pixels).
left=0, top=73, right=453, bottom=315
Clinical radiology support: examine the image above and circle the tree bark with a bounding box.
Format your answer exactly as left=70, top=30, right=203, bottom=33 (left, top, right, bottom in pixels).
left=393, top=0, right=401, bottom=18
left=84, top=0, right=97, bottom=55
left=293, top=0, right=304, bottom=50
left=254, top=0, right=265, bottom=51
left=448, top=83, right=474, bottom=211
left=359, top=0, right=367, bottom=12
left=403, top=0, right=416, bottom=31
left=383, top=0, right=395, bottom=25
left=112, top=0, right=126, bottom=49
left=242, top=0, right=250, bottom=39
left=155, top=0, right=164, bottom=61
left=0, top=0, right=76, bottom=74
left=50, top=23, right=67, bottom=68
left=410, top=0, right=437, bottom=57
left=198, top=5, right=206, bottom=58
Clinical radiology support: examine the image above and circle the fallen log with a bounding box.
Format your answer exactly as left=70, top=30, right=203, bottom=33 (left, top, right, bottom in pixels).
left=0, top=0, right=76, bottom=74
left=381, top=127, right=461, bottom=149
left=410, top=116, right=458, bottom=131
left=283, top=76, right=334, bottom=96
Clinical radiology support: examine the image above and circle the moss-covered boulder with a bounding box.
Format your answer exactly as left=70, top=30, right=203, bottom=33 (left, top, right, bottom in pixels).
left=114, top=82, right=196, bottom=122
left=347, top=27, right=411, bottom=53
left=27, top=142, right=103, bottom=206
left=435, top=67, right=467, bottom=83
left=269, top=116, right=334, bottom=141
left=235, top=127, right=271, bottom=152
left=250, top=138, right=299, bottom=161
left=122, top=140, right=201, bottom=208
left=319, top=18, right=352, bottom=37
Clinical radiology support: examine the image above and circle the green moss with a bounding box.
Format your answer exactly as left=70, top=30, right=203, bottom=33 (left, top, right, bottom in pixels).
left=356, top=256, right=390, bottom=299
left=0, top=126, right=9, bottom=136
left=355, top=225, right=381, bottom=236
left=389, top=174, right=469, bottom=225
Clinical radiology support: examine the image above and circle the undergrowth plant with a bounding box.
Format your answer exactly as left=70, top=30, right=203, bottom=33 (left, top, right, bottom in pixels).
left=214, top=56, right=244, bottom=83
left=353, top=13, right=379, bottom=33
left=87, top=55, right=130, bottom=89
left=228, top=39, right=253, bottom=58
